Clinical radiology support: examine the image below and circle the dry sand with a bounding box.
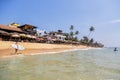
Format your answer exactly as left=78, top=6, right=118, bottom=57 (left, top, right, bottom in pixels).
left=0, top=41, right=89, bottom=57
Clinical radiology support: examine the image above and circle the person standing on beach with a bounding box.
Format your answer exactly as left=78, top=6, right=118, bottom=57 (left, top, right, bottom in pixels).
left=15, top=41, right=18, bottom=54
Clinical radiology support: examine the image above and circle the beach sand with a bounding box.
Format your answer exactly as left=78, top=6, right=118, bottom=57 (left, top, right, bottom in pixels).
left=0, top=41, right=89, bottom=57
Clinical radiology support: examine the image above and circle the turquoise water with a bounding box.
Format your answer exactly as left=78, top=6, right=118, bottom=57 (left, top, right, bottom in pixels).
left=0, top=48, right=120, bottom=80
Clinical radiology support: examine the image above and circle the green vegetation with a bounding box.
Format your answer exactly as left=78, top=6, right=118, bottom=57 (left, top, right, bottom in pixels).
left=88, top=26, right=95, bottom=37
left=63, top=25, right=104, bottom=47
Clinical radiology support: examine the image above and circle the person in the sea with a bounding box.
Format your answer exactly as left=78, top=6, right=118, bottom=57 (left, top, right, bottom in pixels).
left=114, top=47, right=118, bottom=52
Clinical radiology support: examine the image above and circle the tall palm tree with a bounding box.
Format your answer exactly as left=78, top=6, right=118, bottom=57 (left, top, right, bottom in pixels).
left=83, top=36, right=89, bottom=44
left=74, top=36, right=78, bottom=41
left=88, top=26, right=95, bottom=37
left=64, top=33, right=69, bottom=40
left=69, top=25, right=74, bottom=40
left=74, top=31, right=79, bottom=41
left=70, top=25, right=74, bottom=30
left=70, top=32, right=74, bottom=40
left=75, top=31, right=79, bottom=35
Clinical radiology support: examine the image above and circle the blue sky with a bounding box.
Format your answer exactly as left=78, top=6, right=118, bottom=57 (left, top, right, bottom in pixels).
left=0, top=0, right=120, bottom=47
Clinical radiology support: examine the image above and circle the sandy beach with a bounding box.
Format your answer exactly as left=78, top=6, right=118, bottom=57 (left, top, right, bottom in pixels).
left=0, top=41, right=89, bottom=57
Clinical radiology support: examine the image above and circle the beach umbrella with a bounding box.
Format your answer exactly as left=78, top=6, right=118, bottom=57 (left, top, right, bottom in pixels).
left=36, top=37, right=40, bottom=41
left=11, top=34, right=20, bottom=37
left=31, top=36, right=36, bottom=39
left=26, top=35, right=32, bottom=38
left=52, top=39, right=56, bottom=41
left=9, top=32, right=19, bottom=35
left=19, top=34, right=26, bottom=37
left=40, top=38, right=44, bottom=40
left=10, top=32, right=19, bottom=37
left=36, top=37, right=44, bottom=41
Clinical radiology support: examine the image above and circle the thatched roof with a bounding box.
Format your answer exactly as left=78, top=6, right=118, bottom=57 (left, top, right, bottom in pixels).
left=0, top=30, right=8, bottom=34
left=0, top=30, right=10, bottom=35
left=0, top=24, right=24, bottom=33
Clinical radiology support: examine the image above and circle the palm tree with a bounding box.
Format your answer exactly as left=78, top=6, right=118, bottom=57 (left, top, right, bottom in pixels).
left=70, top=32, right=74, bottom=40
left=44, top=31, right=47, bottom=34
left=64, top=33, right=69, bottom=40
left=89, top=38, right=94, bottom=43
left=74, top=31, right=79, bottom=42
left=75, top=31, right=79, bottom=35
left=57, top=30, right=63, bottom=34
left=70, top=25, right=74, bottom=30
left=73, top=36, right=78, bottom=41
left=69, top=25, right=74, bottom=40
left=83, top=36, right=89, bottom=45
left=89, top=38, right=94, bottom=46
left=88, top=26, right=95, bottom=37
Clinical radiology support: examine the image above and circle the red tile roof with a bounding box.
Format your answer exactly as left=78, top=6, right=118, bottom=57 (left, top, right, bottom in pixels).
left=0, top=24, right=23, bottom=32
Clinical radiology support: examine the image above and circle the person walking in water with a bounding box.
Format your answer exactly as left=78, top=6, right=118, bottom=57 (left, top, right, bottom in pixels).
left=114, top=47, right=118, bottom=52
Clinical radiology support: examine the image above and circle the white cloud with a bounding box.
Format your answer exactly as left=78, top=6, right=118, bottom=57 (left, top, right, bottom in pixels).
left=109, top=19, right=120, bottom=24
left=95, top=19, right=120, bottom=26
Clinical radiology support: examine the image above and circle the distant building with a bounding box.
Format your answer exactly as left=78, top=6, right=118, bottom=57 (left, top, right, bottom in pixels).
left=0, top=24, right=24, bottom=33
left=0, top=24, right=38, bottom=42
left=8, top=23, right=21, bottom=28
left=18, top=24, right=37, bottom=35
left=56, top=34, right=66, bottom=41
left=0, top=24, right=24, bottom=41
left=48, top=32, right=66, bottom=41
left=36, top=29, right=45, bottom=37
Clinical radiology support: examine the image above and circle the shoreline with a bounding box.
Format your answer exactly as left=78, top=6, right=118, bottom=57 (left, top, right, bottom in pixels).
left=1, top=48, right=94, bottom=58
left=1, top=47, right=99, bottom=58
left=1, top=48, right=79, bottom=58
left=0, top=41, right=94, bottom=58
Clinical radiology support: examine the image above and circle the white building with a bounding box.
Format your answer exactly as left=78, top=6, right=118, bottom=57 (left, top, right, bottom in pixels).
left=36, top=29, right=45, bottom=37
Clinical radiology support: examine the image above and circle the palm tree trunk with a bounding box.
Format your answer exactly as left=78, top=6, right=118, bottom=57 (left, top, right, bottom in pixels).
left=88, top=32, right=91, bottom=38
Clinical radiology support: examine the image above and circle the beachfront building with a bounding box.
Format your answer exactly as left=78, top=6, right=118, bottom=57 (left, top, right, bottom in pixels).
left=18, top=24, right=37, bottom=35
left=35, top=29, right=48, bottom=43
left=46, top=31, right=66, bottom=43
left=36, top=29, right=45, bottom=37
left=18, top=24, right=37, bottom=42
left=0, top=24, right=24, bottom=41
left=0, top=24, right=39, bottom=42
left=56, top=34, right=66, bottom=41
left=8, top=23, right=21, bottom=28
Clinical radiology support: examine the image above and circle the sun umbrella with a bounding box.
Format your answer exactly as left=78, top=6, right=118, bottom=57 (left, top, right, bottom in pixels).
left=31, top=36, right=36, bottom=39
left=11, top=34, right=20, bottom=37
left=19, top=34, right=26, bottom=37
left=26, top=35, right=32, bottom=38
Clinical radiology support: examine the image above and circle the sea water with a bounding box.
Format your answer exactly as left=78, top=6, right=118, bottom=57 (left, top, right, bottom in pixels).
left=0, top=48, right=120, bottom=80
